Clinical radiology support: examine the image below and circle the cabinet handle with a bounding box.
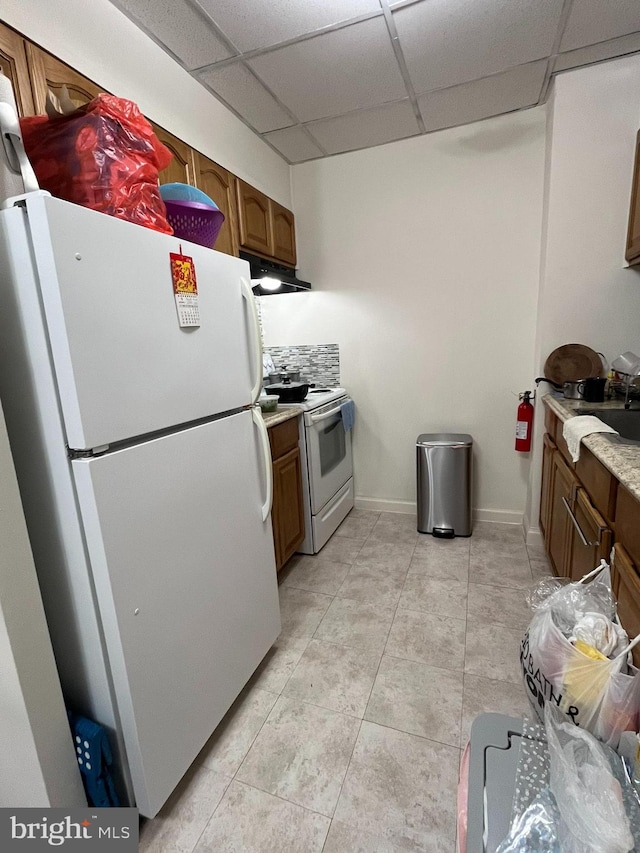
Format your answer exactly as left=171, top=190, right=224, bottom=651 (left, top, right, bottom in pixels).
left=561, top=496, right=597, bottom=547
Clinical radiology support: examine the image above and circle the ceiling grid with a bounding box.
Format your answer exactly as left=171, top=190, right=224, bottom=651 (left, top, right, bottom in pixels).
left=110, top=0, right=640, bottom=163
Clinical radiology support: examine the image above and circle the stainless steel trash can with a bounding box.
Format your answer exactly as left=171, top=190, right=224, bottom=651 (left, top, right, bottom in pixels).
left=417, top=433, right=473, bottom=537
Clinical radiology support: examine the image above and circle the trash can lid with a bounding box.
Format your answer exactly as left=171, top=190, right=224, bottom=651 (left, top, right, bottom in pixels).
left=417, top=433, right=473, bottom=447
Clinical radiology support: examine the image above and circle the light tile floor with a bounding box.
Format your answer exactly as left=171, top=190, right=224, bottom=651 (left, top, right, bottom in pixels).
left=139, top=511, right=552, bottom=853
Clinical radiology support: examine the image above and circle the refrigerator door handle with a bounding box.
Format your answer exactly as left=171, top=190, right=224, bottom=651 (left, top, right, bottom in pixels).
left=241, top=276, right=263, bottom=405
left=252, top=406, right=273, bottom=522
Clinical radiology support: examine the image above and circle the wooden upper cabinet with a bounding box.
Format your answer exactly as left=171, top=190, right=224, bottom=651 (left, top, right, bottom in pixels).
left=26, top=43, right=105, bottom=114
left=193, top=153, right=237, bottom=256
left=0, top=24, right=35, bottom=116
left=236, top=179, right=272, bottom=256
left=236, top=179, right=297, bottom=265
left=151, top=125, right=196, bottom=187
left=270, top=199, right=296, bottom=267
left=626, top=130, right=640, bottom=265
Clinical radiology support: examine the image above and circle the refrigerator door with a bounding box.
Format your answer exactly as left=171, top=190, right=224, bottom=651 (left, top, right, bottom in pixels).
left=71, top=409, right=280, bottom=817
left=21, top=194, right=262, bottom=450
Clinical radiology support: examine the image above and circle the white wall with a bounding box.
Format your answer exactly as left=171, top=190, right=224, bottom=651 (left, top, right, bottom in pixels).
left=261, top=108, right=547, bottom=520
left=525, top=54, right=640, bottom=539
left=0, top=403, right=86, bottom=807
left=1, top=0, right=291, bottom=205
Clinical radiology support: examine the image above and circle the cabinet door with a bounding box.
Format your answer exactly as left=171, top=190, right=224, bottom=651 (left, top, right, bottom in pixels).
left=151, top=124, right=196, bottom=187
left=272, top=447, right=305, bottom=571
left=547, top=449, right=578, bottom=577
left=0, top=24, right=35, bottom=116
left=236, top=179, right=272, bottom=257
left=193, top=152, right=238, bottom=256
left=626, top=130, right=640, bottom=265
left=565, top=487, right=612, bottom=582
left=611, top=543, right=640, bottom=667
left=539, top=433, right=555, bottom=538
left=269, top=200, right=296, bottom=267
left=26, top=44, right=105, bottom=114
left=616, top=484, right=640, bottom=568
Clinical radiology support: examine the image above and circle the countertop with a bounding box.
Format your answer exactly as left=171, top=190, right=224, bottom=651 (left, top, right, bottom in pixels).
left=543, top=394, right=640, bottom=501
left=260, top=406, right=303, bottom=428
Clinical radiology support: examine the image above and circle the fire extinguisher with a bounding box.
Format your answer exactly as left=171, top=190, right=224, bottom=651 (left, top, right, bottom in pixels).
left=515, top=391, right=534, bottom=452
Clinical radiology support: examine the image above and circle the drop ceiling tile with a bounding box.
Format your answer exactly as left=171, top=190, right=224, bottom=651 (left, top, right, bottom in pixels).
left=417, top=61, right=546, bottom=133
left=263, top=127, right=324, bottom=163
left=560, top=0, right=640, bottom=52
left=554, top=31, right=640, bottom=72
left=198, top=63, right=294, bottom=132
left=306, top=101, right=419, bottom=155
left=197, top=0, right=383, bottom=53
left=247, top=17, right=407, bottom=122
left=393, top=0, right=563, bottom=93
left=112, top=0, right=232, bottom=69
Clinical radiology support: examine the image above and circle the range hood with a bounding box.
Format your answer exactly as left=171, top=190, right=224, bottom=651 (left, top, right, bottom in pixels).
left=241, top=251, right=311, bottom=295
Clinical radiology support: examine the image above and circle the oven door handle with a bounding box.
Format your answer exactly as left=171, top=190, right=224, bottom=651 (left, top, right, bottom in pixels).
left=309, top=404, right=345, bottom=424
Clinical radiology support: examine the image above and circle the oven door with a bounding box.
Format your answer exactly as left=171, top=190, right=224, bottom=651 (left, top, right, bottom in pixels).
left=304, top=397, right=354, bottom=514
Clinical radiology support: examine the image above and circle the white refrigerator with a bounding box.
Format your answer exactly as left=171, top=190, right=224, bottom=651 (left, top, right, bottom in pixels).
left=0, top=192, right=281, bottom=817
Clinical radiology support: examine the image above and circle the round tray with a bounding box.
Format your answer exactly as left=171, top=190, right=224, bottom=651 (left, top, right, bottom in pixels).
left=544, top=344, right=604, bottom=384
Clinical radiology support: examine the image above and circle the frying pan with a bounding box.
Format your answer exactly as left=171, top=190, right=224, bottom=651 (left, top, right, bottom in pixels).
left=543, top=344, right=604, bottom=385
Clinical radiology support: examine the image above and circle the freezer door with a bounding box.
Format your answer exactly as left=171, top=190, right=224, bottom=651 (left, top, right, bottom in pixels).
left=23, top=195, right=261, bottom=450
left=71, top=410, right=280, bottom=817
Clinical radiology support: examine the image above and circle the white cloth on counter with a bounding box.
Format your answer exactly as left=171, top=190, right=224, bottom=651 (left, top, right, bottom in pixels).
left=562, top=416, right=618, bottom=462
left=569, top=612, right=629, bottom=658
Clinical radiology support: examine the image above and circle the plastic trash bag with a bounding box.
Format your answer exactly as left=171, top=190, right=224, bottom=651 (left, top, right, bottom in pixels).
left=520, top=564, right=640, bottom=748
left=570, top=613, right=628, bottom=659
left=545, top=704, right=633, bottom=853
left=20, top=92, right=173, bottom=234
left=527, top=576, right=571, bottom=613
left=527, top=562, right=616, bottom=635
left=495, top=788, right=562, bottom=852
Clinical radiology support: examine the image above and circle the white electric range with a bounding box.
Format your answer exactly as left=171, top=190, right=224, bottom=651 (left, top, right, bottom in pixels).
left=279, top=387, right=354, bottom=554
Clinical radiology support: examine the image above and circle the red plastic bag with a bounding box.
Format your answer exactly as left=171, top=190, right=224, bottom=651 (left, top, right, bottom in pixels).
left=20, top=94, right=173, bottom=234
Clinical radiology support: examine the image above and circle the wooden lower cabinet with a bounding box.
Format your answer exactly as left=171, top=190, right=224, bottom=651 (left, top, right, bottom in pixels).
left=611, top=544, right=640, bottom=667
left=272, top=448, right=305, bottom=570
left=268, top=417, right=305, bottom=571
left=539, top=433, right=554, bottom=539
left=546, top=448, right=578, bottom=577
left=543, top=433, right=612, bottom=581
left=565, top=487, right=612, bottom=582
left=540, top=406, right=640, bottom=648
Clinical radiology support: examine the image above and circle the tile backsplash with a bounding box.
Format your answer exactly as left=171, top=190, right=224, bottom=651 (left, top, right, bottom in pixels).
left=265, top=344, right=341, bottom=387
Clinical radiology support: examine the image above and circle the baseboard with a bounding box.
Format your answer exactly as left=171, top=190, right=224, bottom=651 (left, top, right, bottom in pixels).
left=354, top=497, right=416, bottom=515
left=473, top=508, right=523, bottom=526
left=354, top=497, right=524, bottom=527
left=525, top=527, right=544, bottom=549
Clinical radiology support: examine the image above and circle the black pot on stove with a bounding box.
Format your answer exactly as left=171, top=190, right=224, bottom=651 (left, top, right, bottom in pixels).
left=264, top=378, right=309, bottom=403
